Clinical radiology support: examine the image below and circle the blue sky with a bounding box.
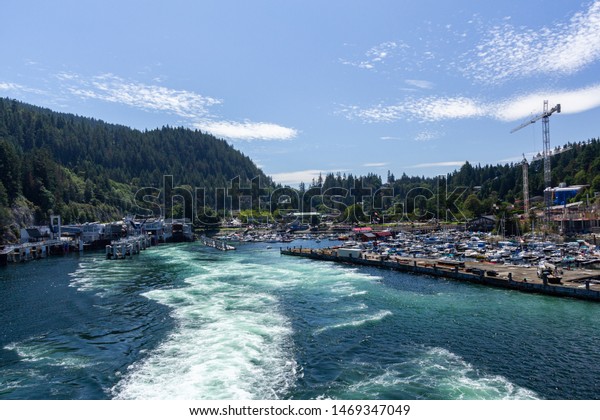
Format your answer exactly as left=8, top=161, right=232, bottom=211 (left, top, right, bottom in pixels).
left=2, top=1, right=600, bottom=186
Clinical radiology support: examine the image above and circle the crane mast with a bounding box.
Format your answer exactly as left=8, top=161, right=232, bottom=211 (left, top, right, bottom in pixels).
left=511, top=101, right=561, bottom=226
left=522, top=154, right=529, bottom=215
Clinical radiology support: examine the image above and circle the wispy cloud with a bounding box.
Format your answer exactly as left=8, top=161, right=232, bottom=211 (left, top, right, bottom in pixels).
left=495, top=84, right=600, bottom=121
left=0, top=81, right=45, bottom=95
left=193, top=120, right=297, bottom=141
left=56, top=72, right=297, bottom=141
left=380, top=130, right=442, bottom=142
left=0, top=82, right=23, bottom=91
left=362, top=162, right=389, bottom=167
left=415, top=129, right=443, bottom=142
left=409, top=161, right=465, bottom=169
left=405, top=79, right=434, bottom=89
left=463, top=0, right=600, bottom=84
left=270, top=169, right=347, bottom=185
left=342, top=96, right=487, bottom=123
left=63, top=73, right=220, bottom=119
left=342, top=82, right=600, bottom=124
left=341, top=41, right=406, bottom=70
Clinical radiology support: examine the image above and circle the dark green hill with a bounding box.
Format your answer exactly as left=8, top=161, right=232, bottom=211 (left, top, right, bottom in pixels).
left=281, top=139, right=600, bottom=228
left=0, top=98, right=269, bottom=242
left=1, top=97, right=598, bottom=243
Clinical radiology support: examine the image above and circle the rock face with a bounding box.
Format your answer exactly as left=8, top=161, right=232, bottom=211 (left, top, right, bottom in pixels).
left=0, top=198, right=36, bottom=245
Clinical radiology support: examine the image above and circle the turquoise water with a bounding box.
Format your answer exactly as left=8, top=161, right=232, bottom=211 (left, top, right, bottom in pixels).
left=1, top=241, right=599, bottom=399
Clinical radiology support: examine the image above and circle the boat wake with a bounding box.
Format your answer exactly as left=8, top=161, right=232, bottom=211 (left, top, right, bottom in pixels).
left=313, top=310, right=393, bottom=335
left=343, top=346, right=539, bottom=400
left=112, top=267, right=296, bottom=400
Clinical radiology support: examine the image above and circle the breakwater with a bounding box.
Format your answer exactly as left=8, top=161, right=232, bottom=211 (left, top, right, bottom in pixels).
left=281, top=247, right=600, bottom=302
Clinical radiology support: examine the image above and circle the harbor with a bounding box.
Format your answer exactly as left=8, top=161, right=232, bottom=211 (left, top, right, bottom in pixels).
left=281, top=244, right=600, bottom=302
left=4, top=239, right=600, bottom=400
left=0, top=216, right=195, bottom=267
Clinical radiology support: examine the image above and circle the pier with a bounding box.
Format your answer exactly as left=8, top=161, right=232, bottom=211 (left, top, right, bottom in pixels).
left=0, top=240, right=74, bottom=266
left=105, top=235, right=152, bottom=259
left=281, top=247, right=600, bottom=302
left=199, top=235, right=236, bottom=251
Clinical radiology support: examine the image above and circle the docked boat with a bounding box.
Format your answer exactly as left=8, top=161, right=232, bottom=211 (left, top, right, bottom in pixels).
left=81, top=222, right=111, bottom=250
left=537, top=261, right=563, bottom=284
left=165, top=219, right=194, bottom=242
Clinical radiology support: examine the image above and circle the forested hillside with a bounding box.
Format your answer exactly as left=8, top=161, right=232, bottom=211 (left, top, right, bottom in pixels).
left=0, top=98, right=269, bottom=242
left=287, top=139, right=600, bottom=224
left=1, top=97, right=598, bottom=243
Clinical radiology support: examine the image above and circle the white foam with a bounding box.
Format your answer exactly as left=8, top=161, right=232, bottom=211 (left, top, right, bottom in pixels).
left=347, top=346, right=539, bottom=400
left=4, top=338, right=95, bottom=369
left=314, top=310, right=393, bottom=335
left=112, top=272, right=296, bottom=400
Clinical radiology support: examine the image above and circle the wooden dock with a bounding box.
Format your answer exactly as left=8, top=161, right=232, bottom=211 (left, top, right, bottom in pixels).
left=281, top=247, right=600, bottom=302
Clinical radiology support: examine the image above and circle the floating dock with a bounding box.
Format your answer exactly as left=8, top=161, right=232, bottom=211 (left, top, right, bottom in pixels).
left=281, top=247, right=600, bottom=302
left=199, top=235, right=236, bottom=251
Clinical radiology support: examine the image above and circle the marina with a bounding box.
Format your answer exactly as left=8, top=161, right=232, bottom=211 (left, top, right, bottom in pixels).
left=281, top=246, right=600, bottom=302
left=279, top=228, right=600, bottom=302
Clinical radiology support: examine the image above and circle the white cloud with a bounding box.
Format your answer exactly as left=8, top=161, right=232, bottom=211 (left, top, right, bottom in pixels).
left=341, top=41, right=406, bottom=70
left=0, top=82, right=23, bottom=91
left=56, top=72, right=297, bottom=141
left=193, top=120, right=297, bottom=141
left=55, top=72, right=79, bottom=81
left=0, top=81, right=45, bottom=95
left=343, top=82, right=600, bottom=124
left=415, top=129, right=443, bottom=142
left=270, top=169, right=346, bottom=185
left=343, top=96, right=487, bottom=123
left=380, top=130, right=442, bottom=142
left=496, top=84, right=600, bottom=121
left=66, top=73, right=221, bottom=119
left=409, top=161, right=465, bottom=169
left=405, top=79, right=434, bottom=89
left=362, top=162, right=389, bottom=167
left=464, top=0, right=600, bottom=83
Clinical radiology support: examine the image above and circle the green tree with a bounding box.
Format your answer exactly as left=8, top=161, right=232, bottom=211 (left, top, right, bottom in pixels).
left=0, top=139, right=21, bottom=202
left=340, top=203, right=367, bottom=224
left=463, top=194, right=483, bottom=218
left=592, top=174, right=600, bottom=192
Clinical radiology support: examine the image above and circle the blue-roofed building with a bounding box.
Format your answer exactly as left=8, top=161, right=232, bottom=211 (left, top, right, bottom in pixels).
left=550, top=185, right=586, bottom=206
